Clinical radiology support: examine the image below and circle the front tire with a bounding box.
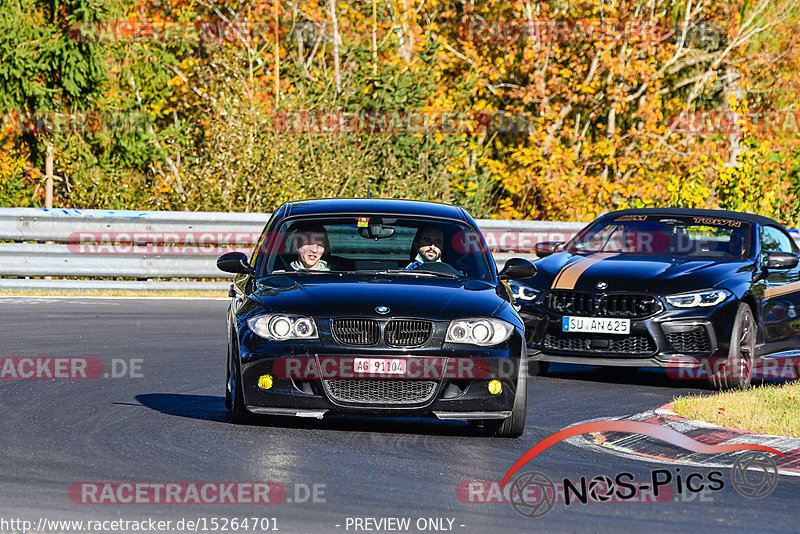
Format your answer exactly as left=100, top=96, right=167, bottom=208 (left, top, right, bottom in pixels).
left=493, top=356, right=527, bottom=438
left=709, top=302, right=755, bottom=390
left=225, top=339, right=233, bottom=411
left=229, top=341, right=253, bottom=424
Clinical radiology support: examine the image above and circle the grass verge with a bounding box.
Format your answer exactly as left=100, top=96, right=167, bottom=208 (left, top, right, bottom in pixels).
left=672, top=382, right=800, bottom=438
left=0, top=289, right=227, bottom=298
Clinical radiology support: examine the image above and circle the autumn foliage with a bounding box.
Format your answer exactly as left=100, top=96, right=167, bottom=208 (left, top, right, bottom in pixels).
left=1, top=0, right=799, bottom=225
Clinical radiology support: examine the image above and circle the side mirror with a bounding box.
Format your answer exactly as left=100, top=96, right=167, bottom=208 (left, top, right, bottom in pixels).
left=766, top=251, right=799, bottom=269
left=217, top=252, right=254, bottom=274
left=499, top=258, right=538, bottom=280
left=534, top=241, right=563, bottom=257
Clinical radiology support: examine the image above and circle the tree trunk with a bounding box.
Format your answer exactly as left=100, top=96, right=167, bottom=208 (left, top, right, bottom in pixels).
left=329, top=0, right=341, bottom=95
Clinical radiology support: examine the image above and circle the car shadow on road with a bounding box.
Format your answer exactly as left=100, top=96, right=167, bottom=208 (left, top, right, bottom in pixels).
left=133, top=393, right=231, bottom=422
left=134, top=393, right=495, bottom=437
left=537, top=363, right=711, bottom=392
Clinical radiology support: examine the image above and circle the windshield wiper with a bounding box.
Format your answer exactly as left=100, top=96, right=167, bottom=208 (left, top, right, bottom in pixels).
left=382, top=269, right=459, bottom=279
left=333, top=269, right=459, bottom=278
left=322, top=269, right=460, bottom=279
left=268, top=270, right=331, bottom=275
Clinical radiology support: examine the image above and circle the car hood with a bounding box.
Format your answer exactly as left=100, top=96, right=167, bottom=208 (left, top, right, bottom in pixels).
left=248, top=275, right=509, bottom=320
left=526, top=253, right=753, bottom=294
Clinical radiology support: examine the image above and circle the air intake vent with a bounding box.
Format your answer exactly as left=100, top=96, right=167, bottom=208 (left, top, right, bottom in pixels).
left=666, top=328, right=712, bottom=354
left=544, top=332, right=655, bottom=355
left=331, top=319, right=380, bottom=346
left=385, top=320, right=433, bottom=347
left=542, top=291, right=662, bottom=318
left=323, top=379, right=437, bottom=405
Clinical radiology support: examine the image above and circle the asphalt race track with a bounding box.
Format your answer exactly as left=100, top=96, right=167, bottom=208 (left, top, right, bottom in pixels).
left=1, top=298, right=797, bottom=533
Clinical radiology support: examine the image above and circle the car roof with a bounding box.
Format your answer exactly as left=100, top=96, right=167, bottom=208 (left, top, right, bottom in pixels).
left=281, top=198, right=468, bottom=222
left=596, top=207, right=786, bottom=229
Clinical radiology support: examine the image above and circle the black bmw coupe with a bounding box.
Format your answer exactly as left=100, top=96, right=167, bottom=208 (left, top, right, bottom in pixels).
left=217, top=199, right=536, bottom=436
left=511, top=208, right=800, bottom=390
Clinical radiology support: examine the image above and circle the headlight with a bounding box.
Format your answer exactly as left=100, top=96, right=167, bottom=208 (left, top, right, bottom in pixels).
left=507, top=280, right=539, bottom=302
left=446, top=318, right=514, bottom=346
left=247, top=314, right=318, bottom=340
left=665, top=289, right=731, bottom=308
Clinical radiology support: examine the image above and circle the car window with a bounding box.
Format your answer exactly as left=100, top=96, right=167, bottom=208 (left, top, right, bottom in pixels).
left=258, top=215, right=494, bottom=281
left=760, top=225, right=797, bottom=255
left=566, top=215, right=751, bottom=258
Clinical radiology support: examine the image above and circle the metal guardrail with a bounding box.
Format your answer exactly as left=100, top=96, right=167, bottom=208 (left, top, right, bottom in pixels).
left=0, top=279, right=231, bottom=291
left=0, top=207, right=267, bottom=243
left=0, top=243, right=250, bottom=278
left=0, top=208, right=584, bottom=288
left=6, top=207, right=793, bottom=291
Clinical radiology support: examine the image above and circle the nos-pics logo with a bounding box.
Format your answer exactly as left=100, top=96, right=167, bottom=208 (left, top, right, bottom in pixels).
left=502, top=421, right=783, bottom=518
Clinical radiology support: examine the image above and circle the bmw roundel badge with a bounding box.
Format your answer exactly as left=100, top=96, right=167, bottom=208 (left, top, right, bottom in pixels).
left=596, top=282, right=608, bottom=290
left=375, top=306, right=390, bottom=314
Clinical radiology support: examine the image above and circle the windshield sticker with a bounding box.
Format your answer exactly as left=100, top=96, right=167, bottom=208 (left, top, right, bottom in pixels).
left=615, top=215, right=648, bottom=222
left=357, top=217, right=369, bottom=227
left=692, top=217, right=742, bottom=228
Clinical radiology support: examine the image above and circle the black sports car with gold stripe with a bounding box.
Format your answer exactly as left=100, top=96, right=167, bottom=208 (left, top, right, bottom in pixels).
left=512, top=208, right=800, bottom=389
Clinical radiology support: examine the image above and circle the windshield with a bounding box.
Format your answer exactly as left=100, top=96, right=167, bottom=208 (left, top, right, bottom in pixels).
left=566, top=214, right=752, bottom=258
left=257, top=215, right=494, bottom=281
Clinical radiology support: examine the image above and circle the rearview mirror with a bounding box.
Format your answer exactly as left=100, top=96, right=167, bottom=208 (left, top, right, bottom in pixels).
left=217, top=252, right=254, bottom=274
left=766, top=251, right=799, bottom=269
left=534, top=241, right=563, bottom=257
left=499, top=258, right=538, bottom=280
left=358, top=226, right=395, bottom=239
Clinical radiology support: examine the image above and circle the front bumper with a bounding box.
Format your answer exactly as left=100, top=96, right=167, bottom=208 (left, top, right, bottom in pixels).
left=236, top=333, right=525, bottom=418
left=521, top=298, right=739, bottom=368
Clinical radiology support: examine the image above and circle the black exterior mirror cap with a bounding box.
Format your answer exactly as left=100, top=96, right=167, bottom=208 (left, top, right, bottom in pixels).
left=217, top=252, right=255, bottom=274
left=499, top=258, right=538, bottom=280
left=766, top=251, right=800, bottom=269
left=535, top=241, right=564, bottom=257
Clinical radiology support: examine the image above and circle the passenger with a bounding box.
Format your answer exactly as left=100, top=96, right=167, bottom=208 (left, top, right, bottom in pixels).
left=406, top=226, right=445, bottom=270
left=290, top=224, right=330, bottom=271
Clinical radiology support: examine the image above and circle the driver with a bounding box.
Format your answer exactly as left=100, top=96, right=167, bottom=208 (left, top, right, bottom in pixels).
left=290, top=224, right=330, bottom=271
left=406, top=225, right=445, bottom=270
left=619, top=226, right=642, bottom=253
left=728, top=230, right=746, bottom=256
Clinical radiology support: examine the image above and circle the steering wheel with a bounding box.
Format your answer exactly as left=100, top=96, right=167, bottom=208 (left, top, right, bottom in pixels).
left=414, top=261, right=463, bottom=277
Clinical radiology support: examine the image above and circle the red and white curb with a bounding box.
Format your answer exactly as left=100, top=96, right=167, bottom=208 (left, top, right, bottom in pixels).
left=564, top=403, right=800, bottom=476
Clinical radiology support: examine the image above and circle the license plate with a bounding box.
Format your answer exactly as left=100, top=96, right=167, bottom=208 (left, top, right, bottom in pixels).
left=562, top=316, right=631, bottom=334
left=354, top=358, right=407, bottom=375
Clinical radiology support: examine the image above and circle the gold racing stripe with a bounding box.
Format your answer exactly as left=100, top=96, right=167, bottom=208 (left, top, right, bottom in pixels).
left=764, top=280, right=800, bottom=299
left=551, top=253, right=618, bottom=290
left=550, top=257, right=583, bottom=289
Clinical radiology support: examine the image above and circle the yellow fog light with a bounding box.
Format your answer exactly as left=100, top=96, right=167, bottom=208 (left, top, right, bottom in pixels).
left=258, top=374, right=274, bottom=390
left=488, top=380, right=502, bottom=395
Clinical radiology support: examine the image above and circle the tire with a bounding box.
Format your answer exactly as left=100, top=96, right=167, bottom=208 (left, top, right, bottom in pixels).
left=225, top=338, right=233, bottom=411
left=709, top=302, right=755, bottom=390
left=229, top=341, right=253, bottom=424
left=492, top=355, right=528, bottom=438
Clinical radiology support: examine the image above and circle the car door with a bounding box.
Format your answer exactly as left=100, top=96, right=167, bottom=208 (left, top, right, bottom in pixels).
left=759, top=225, right=800, bottom=354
